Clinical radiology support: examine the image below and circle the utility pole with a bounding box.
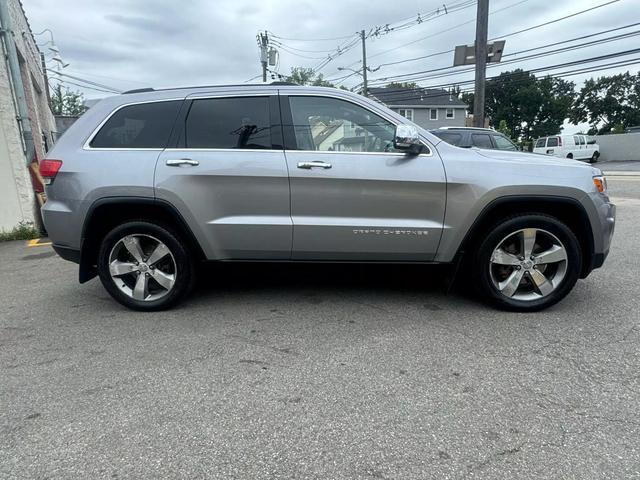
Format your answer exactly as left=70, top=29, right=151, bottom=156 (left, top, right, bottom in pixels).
left=360, top=30, right=368, bottom=97
left=473, top=0, right=489, bottom=127
left=258, top=31, right=269, bottom=83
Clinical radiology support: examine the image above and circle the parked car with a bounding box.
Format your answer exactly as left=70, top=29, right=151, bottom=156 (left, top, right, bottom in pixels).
left=533, top=134, right=600, bottom=163
left=40, top=84, right=615, bottom=312
left=431, top=127, right=519, bottom=151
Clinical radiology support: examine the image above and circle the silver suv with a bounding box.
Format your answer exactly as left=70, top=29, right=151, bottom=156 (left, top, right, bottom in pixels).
left=40, top=84, right=615, bottom=312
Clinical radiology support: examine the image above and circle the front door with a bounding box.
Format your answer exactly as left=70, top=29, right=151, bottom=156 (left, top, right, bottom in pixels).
left=282, top=95, right=446, bottom=261
left=155, top=93, right=292, bottom=260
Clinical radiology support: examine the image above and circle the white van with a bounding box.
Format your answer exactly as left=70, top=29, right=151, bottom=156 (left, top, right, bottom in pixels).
left=533, top=135, right=600, bottom=163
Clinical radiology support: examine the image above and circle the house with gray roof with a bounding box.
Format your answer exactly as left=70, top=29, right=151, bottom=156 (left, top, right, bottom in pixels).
left=369, top=87, right=467, bottom=130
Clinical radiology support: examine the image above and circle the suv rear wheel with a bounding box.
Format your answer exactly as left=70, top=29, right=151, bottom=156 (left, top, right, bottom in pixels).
left=97, top=221, right=195, bottom=311
left=473, top=214, right=581, bottom=311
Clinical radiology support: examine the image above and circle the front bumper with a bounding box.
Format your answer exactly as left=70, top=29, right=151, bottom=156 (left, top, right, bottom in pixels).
left=582, top=197, right=615, bottom=278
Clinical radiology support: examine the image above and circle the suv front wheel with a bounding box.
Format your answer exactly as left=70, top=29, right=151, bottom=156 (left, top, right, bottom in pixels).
left=97, top=221, right=195, bottom=311
left=474, top=214, right=582, bottom=311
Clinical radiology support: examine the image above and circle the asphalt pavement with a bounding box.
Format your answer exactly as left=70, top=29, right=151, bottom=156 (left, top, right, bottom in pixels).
left=1, top=179, right=639, bottom=479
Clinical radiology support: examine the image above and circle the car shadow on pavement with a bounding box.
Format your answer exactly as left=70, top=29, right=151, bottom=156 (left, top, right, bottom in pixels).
left=191, top=261, right=467, bottom=302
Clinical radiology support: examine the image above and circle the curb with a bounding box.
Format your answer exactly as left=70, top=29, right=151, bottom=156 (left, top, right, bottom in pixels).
left=603, top=171, right=640, bottom=176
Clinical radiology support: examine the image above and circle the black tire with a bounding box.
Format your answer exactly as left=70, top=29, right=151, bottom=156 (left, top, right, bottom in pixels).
left=589, top=152, right=599, bottom=164
left=97, top=221, right=195, bottom=311
left=473, top=214, right=582, bottom=312
left=566, top=153, right=573, bottom=159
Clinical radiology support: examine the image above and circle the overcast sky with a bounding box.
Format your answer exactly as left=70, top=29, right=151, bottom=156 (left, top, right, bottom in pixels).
left=25, top=0, right=637, bottom=133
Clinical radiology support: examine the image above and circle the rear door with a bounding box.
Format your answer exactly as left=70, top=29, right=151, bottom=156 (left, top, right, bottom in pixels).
left=545, top=136, right=560, bottom=156
left=281, top=94, right=446, bottom=261
left=155, top=92, right=292, bottom=260
left=580, top=135, right=595, bottom=159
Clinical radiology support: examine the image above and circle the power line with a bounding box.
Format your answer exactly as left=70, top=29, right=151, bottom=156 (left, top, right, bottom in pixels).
left=369, top=28, right=640, bottom=84
left=361, top=0, right=530, bottom=64
left=338, top=0, right=621, bottom=80
left=371, top=20, right=640, bottom=72
left=492, top=0, right=621, bottom=42
left=366, top=54, right=640, bottom=104
left=47, top=70, right=121, bottom=93
left=53, top=79, right=118, bottom=94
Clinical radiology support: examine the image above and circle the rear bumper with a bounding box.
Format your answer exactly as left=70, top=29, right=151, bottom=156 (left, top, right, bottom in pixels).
left=52, top=244, right=80, bottom=264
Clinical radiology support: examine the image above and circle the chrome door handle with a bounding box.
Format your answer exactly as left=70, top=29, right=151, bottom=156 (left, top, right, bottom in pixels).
left=166, top=158, right=199, bottom=167
left=297, top=161, right=332, bottom=169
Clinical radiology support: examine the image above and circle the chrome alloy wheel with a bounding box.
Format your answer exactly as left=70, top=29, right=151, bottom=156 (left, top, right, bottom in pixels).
left=108, top=234, right=176, bottom=302
left=489, top=228, right=568, bottom=302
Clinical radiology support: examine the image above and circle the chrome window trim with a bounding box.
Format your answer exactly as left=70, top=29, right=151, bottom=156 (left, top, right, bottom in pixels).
left=82, top=91, right=434, bottom=157
left=284, top=93, right=433, bottom=157
left=281, top=149, right=433, bottom=158
left=164, top=148, right=281, bottom=153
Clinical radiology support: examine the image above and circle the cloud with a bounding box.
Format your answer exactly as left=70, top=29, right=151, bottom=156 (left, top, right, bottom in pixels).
left=24, top=0, right=638, bottom=106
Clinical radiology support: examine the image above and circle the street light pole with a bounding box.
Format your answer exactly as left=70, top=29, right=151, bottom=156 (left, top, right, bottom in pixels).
left=473, top=0, right=489, bottom=127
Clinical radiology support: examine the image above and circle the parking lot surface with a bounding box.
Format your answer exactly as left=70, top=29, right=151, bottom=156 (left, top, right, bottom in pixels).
left=1, top=178, right=639, bottom=479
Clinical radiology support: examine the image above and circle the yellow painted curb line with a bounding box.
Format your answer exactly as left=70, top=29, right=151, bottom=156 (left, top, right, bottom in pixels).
left=27, top=238, right=52, bottom=247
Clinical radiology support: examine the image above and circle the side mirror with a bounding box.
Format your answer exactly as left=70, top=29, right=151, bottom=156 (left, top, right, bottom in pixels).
left=394, top=125, right=424, bottom=154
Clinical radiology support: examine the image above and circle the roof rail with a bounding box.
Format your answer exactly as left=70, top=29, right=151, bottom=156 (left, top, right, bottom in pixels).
left=122, top=87, right=155, bottom=94
left=270, top=81, right=298, bottom=86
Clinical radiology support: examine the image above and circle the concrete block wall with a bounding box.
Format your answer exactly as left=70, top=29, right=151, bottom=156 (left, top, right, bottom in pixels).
left=595, top=133, right=640, bottom=162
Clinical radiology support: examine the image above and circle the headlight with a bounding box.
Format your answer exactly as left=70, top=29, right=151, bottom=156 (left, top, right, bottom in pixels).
left=593, top=175, right=607, bottom=194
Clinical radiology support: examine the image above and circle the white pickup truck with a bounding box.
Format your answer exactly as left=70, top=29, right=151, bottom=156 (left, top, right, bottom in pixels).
left=533, top=134, right=600, bottom=163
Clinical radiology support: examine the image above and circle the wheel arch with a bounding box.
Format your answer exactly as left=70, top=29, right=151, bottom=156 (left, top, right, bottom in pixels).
left=79, top=197, right=205, bottom=283
left=455, top=195, right=595, bottom=278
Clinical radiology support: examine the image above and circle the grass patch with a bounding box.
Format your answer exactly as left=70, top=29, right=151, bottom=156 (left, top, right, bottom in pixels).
left=0, top=222, right=40, bottom=242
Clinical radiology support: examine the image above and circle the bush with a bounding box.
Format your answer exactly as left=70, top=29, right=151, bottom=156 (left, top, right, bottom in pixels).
left=0, top=222, right=40, bottom=242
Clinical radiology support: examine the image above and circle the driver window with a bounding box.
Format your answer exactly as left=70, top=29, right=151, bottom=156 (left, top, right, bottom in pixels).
left=289, top=96, right=401, bottom=153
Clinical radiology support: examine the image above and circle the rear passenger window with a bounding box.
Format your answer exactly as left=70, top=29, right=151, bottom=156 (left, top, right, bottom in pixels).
left=471, top=133, right=493, bottom=149
left=90, top=101, right=181, bottom=148
left=184, top=97, right=271, bottom=149
left=547, top=137, right=559, bottom=147
left=434, top=132, right=463, bottom=146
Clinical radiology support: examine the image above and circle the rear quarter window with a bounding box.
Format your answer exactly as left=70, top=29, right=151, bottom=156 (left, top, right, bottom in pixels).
left=471, top=133, right=493, bottom=149
left=433, top=132, right=463, bottom=146
left=90, top=101, right=182, bottom=148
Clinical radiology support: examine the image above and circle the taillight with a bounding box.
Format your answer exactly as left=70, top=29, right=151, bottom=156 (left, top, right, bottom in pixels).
left=39, top=159, right=63, bottom=185
left=557, top=136, right=562, bottom=147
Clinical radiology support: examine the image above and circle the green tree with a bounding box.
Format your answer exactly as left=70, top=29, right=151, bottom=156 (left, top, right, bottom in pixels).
left=50, top=84, right=86, bottom=116
left=385, top=82, right=419, bottom=89
left=497, top=119, right=511, bottom=137
left=611, top=123, right=625, bottom=134
left=286, top=67, right=335, bottom=87
left=484, top=69, right=575, bottom=141
left=460, top=92, right=474, bottom=113
left=570, top=72, right=640, bottom=134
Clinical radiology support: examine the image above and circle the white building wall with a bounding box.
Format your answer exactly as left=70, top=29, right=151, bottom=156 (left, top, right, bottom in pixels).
left=0, top=0, right=56, bottom=232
